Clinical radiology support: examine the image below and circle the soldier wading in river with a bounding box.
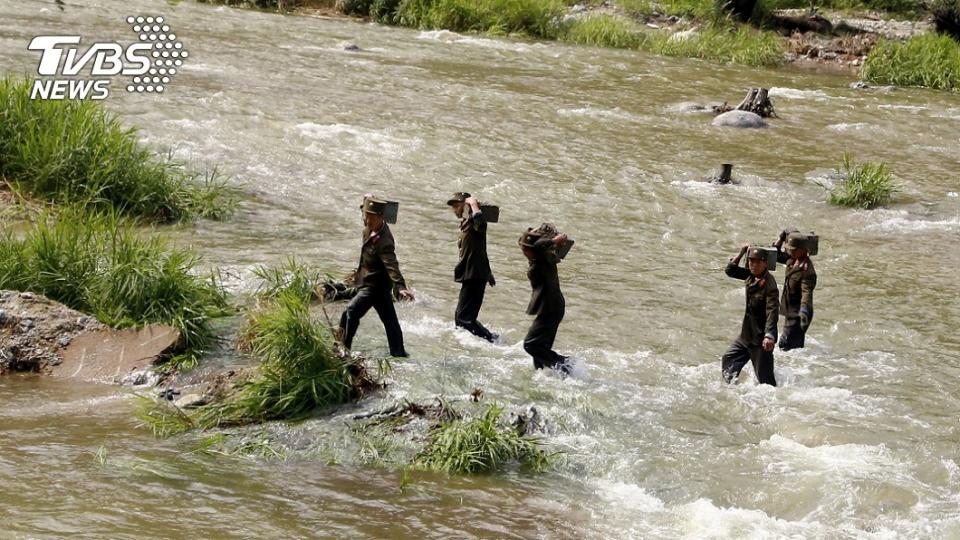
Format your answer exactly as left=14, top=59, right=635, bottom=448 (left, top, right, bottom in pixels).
left=519, top=224, right=571, bottom=374
left=773, top=229, right=817, bottom=351
left=721, top=245, right=780, bottom=386
left=337, top=197, right=414, bottom=357
left=447, top=192, right=498, bottom=342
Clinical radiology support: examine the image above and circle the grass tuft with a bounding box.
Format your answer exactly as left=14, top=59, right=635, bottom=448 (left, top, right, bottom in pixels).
left=862, top=33, right=960, bottom=92
left=414, top=403, right=552, bottom=474
left=823, top=153, right=897, bottom=209
left=0, top=76, right=236, bottom=222
left=0, top=209, right=231, bottom=367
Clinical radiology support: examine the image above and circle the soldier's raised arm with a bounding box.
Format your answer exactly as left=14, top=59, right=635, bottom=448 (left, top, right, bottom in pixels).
left=726, top=243, right=751, bottom=280
left=465, top=197, right=486, bottom=231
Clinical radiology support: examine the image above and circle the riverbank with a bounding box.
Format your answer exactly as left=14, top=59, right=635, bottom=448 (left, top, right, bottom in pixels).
left=273, top=0, right=958, bottom=89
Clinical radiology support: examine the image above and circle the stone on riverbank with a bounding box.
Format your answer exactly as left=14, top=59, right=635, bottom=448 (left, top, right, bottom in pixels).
left=0, top=290, right=179, bottom=383
left=711, top=110, right=768, bottom=128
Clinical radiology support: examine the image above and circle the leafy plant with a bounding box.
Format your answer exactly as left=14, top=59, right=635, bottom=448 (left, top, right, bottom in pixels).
left=822, top=153, right=897, bottom=209
left=414, top=403, right=552, bottom=474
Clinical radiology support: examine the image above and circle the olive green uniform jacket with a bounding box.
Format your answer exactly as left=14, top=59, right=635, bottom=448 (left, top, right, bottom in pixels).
left=526, top=239, right=564, bottom=317
left=356, top=224, right=407, bottom=292
left=776, top=250, right=816, bottom=319
left=725, top=261, right=779, bottom=347
left=455, top=212, right=494, bottom=284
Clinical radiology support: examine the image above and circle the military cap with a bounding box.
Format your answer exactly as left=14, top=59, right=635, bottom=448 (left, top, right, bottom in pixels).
left=784, top=232, right=808, bottom=253
left=363, top=198, right=388, bottom=215
left=747, top=246, right=770, bottom=261
left=446, top=192, right=471, bottom=206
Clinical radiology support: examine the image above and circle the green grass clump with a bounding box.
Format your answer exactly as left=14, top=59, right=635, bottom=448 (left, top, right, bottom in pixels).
left=0, top=210, right=231, bottom=367
left=251, top=257, right=327, bottom=303
left=0, top=76, right=235, bottom=222
left=191, top=291, right=379, bottom=428
left=824, top=153, right=897, bottom=209
left=651, top=25, right=784, bottom=67
left=862, top=34, right=960, bottom=92
left=414, top=403, right=551, bottom=474
left=562, top=14, right=647, bottom=48
left=390, top=0, right=567, bottom=38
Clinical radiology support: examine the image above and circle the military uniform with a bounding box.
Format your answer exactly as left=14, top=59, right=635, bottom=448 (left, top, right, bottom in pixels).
left=721, top=247, right=780, bottom=386
left=338, top=199, right=408, bottom=357
left=448, top=193, right=496, bottom=342
left=521, top=227, right=568, bottom=372
left=776, top=234, right=817, bottom=351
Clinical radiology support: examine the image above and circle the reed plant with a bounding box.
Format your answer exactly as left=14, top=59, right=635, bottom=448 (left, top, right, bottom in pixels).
left=0, top=209, right=231, bottom=368
left=823, top=153, right=897, bottom=209
left=0, top=76, right=236, bottom=222
left=862, top=33, right=960, bottom=91
left=414, top=403, right=552, bottom=474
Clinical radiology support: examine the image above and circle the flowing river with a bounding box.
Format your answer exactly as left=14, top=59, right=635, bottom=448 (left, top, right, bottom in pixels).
left=2, top=0, right=960, bottom=537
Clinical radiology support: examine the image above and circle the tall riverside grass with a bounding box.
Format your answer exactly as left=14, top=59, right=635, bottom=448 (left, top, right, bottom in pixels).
left=0, top=210, right=231, bottom=367
left=392, top=0, right=566, bottom=38
left=559, top=16, right=784, bottom=67
left=414, top=403, right=551, bottom=474
left=562, top=15, right=647, bottom=48
left=0, top=76, right=235, bottom=222
left=823, top=153, right=897, bottom=209
left=651, top=24, right=784, bottom=66
left=862, top=34, right=960, bottom=92
left=195, top=291, right=367, bottom=426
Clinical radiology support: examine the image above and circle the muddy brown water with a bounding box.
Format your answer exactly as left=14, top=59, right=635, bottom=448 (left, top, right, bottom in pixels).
left=2, top=0, right=960, bottom=537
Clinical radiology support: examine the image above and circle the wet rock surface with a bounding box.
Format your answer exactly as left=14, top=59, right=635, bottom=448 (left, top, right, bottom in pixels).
left=712, top=110, right=768, bottom=128
left=0, top=290, right=179, bottom=384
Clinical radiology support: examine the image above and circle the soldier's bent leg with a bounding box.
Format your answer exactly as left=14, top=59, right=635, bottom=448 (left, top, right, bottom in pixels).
left=524, top=313, right=562, bottom=370
left=454, top=280, right=494, bottom=342
left=373, top=290, right=407, bottom=357
left=338, top=287, right=377, bottom=349
left=721, top=339, right=751, bottom=383
left=750, top=346, right=777, bottom=386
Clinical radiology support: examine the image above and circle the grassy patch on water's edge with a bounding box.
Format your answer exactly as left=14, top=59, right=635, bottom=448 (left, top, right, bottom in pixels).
left=0, top=76, right=236, bottom=222
left=414, top=403, right=552, bottom=474
left=821, top=153, right=897, bottom=209
left=0, top=210, right=232, bottom=368
left=139, top=260, right=382, bottom=433
left=862, top=34, right=960, bottom=92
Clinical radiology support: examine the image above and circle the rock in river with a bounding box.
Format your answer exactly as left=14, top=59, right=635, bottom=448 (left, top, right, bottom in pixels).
left=711, top=110, right=768, bottom=129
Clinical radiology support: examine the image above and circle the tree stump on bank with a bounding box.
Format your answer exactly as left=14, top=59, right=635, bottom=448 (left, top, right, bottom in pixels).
left=712, top=88, right=777, bottom=118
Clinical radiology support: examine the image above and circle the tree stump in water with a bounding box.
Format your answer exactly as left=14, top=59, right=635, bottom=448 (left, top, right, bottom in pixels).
left=713, top=88, right=777, bottom=118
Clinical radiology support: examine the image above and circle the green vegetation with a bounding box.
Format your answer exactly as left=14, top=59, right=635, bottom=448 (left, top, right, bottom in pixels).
left=0, top=76, right=235, bottom=222
left=390, top=0, right=567, bottom=38
left=862, top=34, right=960, bottom=92
left=199, top=291, right=377, bottom=427
left=251, top=257, right=327, bottom=303
left=823, top=153, right=897, bottom=209
left=414, top=403, right=551, bottom=474
left=652, top=24, right=783, bottom=66
left=139, top=260, right=381, bottom=432
left=0, top=210, right=231, bottom=367
left=562, top=14, right=647, bottom=48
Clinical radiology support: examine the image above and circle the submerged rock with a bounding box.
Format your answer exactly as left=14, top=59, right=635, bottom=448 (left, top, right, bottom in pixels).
left=0, top=290, right=179, bottom=383
left=711, top=110, right=768, bottom=129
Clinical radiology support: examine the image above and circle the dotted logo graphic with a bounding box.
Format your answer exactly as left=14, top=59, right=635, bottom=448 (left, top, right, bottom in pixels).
left=125, top=16, right=188, bottom=94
